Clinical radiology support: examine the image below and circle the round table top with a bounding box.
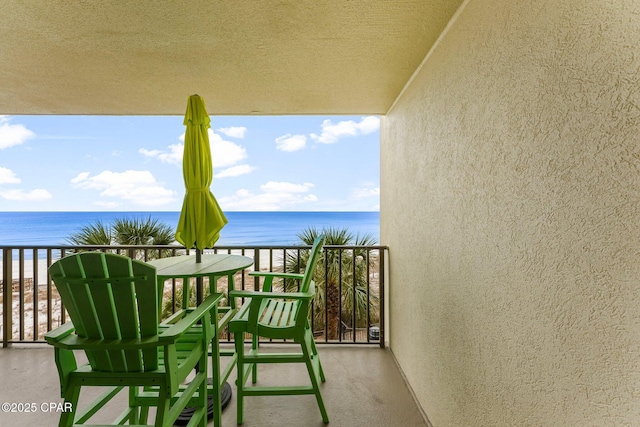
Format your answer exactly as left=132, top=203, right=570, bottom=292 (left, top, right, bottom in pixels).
left=147, top=253, right=254, bottom=279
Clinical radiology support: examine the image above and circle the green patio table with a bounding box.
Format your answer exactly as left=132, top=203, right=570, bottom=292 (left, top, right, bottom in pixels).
left=148, top=253, right=253, bottom=427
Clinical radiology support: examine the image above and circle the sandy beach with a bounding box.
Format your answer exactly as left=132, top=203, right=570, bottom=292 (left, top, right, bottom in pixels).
left=3, top=249, right=284, bottom=281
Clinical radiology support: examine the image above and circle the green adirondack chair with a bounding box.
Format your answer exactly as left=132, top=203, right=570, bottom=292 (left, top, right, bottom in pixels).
left=229, top=235, right=329, bottom=424
left=44, top=252, right=221, bottom=427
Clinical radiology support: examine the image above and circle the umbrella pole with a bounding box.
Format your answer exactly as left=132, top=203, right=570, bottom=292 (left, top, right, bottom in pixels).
left=196, top=248, right=203, bottom=304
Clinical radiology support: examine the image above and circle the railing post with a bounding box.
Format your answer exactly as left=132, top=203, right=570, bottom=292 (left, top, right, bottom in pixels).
left=253, top=248, right=260, bottom=291
left=379, top=247, right=386, bottom=349
left=3, top=249, right=13, bottom=348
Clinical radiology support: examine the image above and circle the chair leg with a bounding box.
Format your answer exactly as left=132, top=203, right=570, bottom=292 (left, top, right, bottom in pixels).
left=155, top=394, right=169, bottom=427
left=234, top=331, right=245, bottom=425
left=302, top=338, right=329, bottom=423
left=251, top=333, right=258, bottom=384
left=139, top=406, right=149, bottom=424
left=129, top=386, right=147, bottom=424
left=309, top=331, right=326, bottom=382
left=210, top=335, right=222, bottom=427
left=199, top=373, right=209, bottom=427
left=58, top=384, right=80, bottom=427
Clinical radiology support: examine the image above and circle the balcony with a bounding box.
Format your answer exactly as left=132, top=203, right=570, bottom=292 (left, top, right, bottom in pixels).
left=1, top=344, right=426, bottom=426
left=0, top=244, right=428, bottom=426
left=1, top=244, right=386, bottom=346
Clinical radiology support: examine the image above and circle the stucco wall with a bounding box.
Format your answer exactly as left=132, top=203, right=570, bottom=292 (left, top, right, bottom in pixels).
left=381, top=0, right=640, bottom=425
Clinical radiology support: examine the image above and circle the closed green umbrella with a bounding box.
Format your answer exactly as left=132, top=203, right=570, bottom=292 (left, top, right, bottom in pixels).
left=175, top=94, right=227, bottom=257
left=174, top=95, right=231, bottom=423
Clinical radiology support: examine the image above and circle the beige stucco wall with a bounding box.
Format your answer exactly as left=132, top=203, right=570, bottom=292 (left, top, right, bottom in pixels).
left=381, top=0, right=640, bottom=425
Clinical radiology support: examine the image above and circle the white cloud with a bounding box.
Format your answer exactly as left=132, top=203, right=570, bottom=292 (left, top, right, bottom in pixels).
left=139, top=143, right=183, bottom=164
left=0, top=166, right=50, bottom=201
left=70, top=171, right=90, bottom=184
left=0, top=116, right=36, bottom=149
left=217, top=126, right=247, bottom=139
left=353, top=187, right=380, bottom=199
left=275, top=134, right=307, bottom=152
left=260, top=181, right=314, bottom=193
left=210, top=131, right=248, bottom=167
left=0, top=167, right=21, bottom=184
left=219, top=181, right=317, bottom=211
left=71, top=170, right=177, bottom=207
left=310, top=116, right=380, bottom=144
left=140, top=129, right=247, bottom=168
left=214, top=164, right=255, bottom=178
left=0, top=188, right=52, bottom=201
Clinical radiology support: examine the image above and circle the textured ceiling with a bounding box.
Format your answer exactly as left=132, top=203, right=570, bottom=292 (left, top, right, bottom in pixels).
left=0, top=0, right=463, bottom=115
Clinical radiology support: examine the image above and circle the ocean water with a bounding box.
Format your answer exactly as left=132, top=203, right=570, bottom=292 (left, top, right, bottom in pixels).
left=0, top=211, right=380, bottom=247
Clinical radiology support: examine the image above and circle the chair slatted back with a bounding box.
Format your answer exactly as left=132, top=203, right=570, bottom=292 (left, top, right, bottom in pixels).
left=49, top=252, right=159, bottom=372
left=254, top=236, right=323, bottom=338
left=299, top=235, right=324, bottom=294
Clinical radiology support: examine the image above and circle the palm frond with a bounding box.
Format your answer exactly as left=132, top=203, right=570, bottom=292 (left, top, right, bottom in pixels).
left=67, top=216, right=175, bottom=260
left=286, top=225, right=380, bottom=338
left=66, top=221, right=113, bottom=245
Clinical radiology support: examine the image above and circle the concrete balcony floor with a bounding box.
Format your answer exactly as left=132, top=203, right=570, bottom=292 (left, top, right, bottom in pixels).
left=0, top=344, right=427, bottom=427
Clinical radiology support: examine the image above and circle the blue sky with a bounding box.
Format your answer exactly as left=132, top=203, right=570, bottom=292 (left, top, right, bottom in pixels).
left=0, top=115, right=379, bottom=211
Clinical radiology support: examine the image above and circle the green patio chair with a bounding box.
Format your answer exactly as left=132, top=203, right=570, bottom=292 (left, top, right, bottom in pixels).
left=44, top=252, right=220, bottom=427
left=229, top=235, right=329, bottom=424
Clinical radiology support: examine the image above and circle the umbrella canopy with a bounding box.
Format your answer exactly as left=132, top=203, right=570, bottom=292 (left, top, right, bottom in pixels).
left=175, top=95, right=227, bottom=251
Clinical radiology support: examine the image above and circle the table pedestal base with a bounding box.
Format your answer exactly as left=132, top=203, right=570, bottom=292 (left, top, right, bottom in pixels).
left=174, top=380, right=232, bottom=425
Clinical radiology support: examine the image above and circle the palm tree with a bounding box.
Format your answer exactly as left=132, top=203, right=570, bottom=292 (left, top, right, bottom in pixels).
left=68, top=216, right=182, bottom=321
left=111, top=217, right=175, bottom=246
left=66, top=220, right=113, bottom=245
left=67, top=216, right=176, bottom=260
left=284, top=226, right=379, bottom=340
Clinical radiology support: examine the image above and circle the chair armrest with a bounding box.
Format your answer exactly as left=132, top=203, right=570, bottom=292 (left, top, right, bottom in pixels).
left=44, top=322, right=75, bottom=344
left=248, top=272, right=305, bottom=292
left=249, top=272, right=305, bottom=280
left=46, top=335, right=164, bottom=351
left=160, top=309, right=187, bottom=326
left=46, top=293, right=222, bottom=349
left=159, top=292, right=222, bottom=341
left=230, top=289, right=313, bottom=301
